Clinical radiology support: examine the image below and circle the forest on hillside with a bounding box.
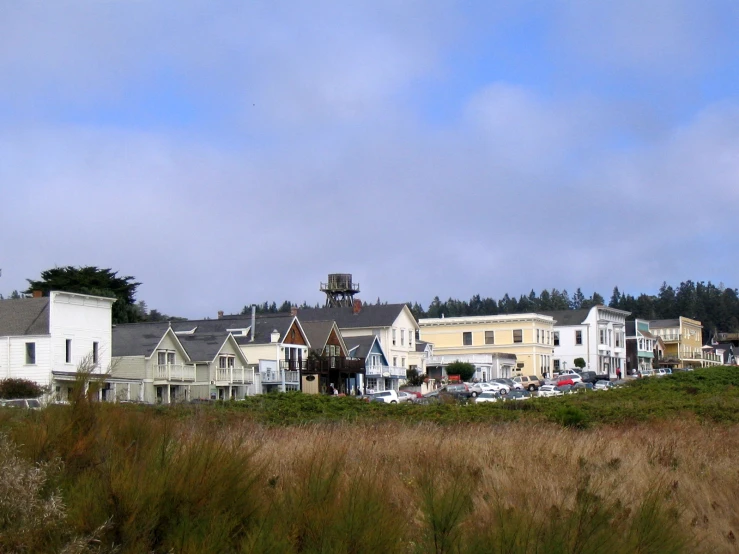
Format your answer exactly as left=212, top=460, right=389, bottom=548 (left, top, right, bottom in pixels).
left=242, top=280, right=739, bottom=342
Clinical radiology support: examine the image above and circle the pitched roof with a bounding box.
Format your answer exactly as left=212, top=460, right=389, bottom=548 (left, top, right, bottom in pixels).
left=649, top=319, right=680, bottom=329
left=345, top=335, right=376, bottom=359
left=170, top=314, right=299, bottom=346
left=539, top=309, right=590, bottom=326
left=300, top=320, right=343, bottom=353
left=177, top=334, right=229, bottom=363
left=415, top=340, right=430, bottom=352
left=298, top=304, right=413, bottom=329
left=0, top=297, right=50, bottom=336
left=112, top=322, right=171, bottom=357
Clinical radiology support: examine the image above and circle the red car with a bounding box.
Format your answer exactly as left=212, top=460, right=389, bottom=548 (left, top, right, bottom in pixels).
left=555, top=377, right=575, bottom=387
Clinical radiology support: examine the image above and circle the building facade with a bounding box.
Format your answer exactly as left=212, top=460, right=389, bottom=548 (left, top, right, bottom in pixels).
left=418, top=313, right=555, bottom=377
left=542, top=306, right=630, bottom=378
left=649, top=317, right=719, bottom=368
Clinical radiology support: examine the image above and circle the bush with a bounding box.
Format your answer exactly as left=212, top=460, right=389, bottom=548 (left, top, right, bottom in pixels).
left=0, top=378, right=42, bottom=399
left=445, top=361, right=476, bottom=382
left=554, top=405, right=589, bottom=429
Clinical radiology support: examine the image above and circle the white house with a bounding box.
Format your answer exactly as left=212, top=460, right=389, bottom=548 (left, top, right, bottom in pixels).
left=542, top=306, right=630, bottom=378
left=0, top=291, right=115, bottom=399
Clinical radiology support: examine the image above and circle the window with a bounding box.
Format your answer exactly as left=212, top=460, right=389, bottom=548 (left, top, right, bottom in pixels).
left=484, top=331, right=495, bottom=345
left=92, top=342, right=99, bottom=364
left=513, top=329, right=523, bottom=343
left=25, top=342, right=36, bottom=364
left=616, top=333, right=621, bottom=348
left=553, top=359, right=560, bottom=371
left=393, top=357, right=397, bottom=367
left=401, top=357, right=405, bottom=367
left=553, top=332, right=560, bottom=346
left=401, top=329, right=405, bottom=346
left=366, top=378, right=378, bottom=391
left=392, top=329, right=396, bottom=346
left=167, top=352, right=175, bottom=365
left=575, top=330, right=582, bottom=345
left=547, top=331, right=550, bottom=344
left=600, top=329, right=606, bottom=344
left=536, top=329, right=540, bottom=343
left=158, top=351, right=166, bottom=365
left=65, top=339, right=72, bottom=363
left=463, top=332, right=472, bottom=346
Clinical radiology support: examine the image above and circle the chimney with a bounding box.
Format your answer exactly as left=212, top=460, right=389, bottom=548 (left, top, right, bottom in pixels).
left=33, top=290, right=43, bottom=298
left=291, top=306, right=298, bottom=317
left=217, top=310, right=224, bottom=319
left=353, top=299, right=362, bottom=315
left=250, top=305, right=256, bottom=342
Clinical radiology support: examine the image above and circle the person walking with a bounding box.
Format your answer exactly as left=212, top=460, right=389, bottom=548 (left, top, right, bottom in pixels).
left=616, top=368, right=622, bottom=380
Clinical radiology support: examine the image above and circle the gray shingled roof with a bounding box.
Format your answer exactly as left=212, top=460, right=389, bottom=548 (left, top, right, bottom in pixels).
left=298, top=304, right=411, bottom=329
left=649, top=319, right=680, bottom=329
left=0, top=298, right=50, bottom=336
left=539, top=309, right=590, bottom=326
left=169, top=314, right=299, bottom=346
left=416, top=340, right=429, bottom=352
left=300, top=320, right=337, bottom=353
left=177, top=334, right=229, bottom=363
left=112, top=322, right=171, bottom=357
left=345, top=335, right=379, bottom=360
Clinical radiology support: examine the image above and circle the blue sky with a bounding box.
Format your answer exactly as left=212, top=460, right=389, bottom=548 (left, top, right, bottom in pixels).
left=2, top=0, right=739, bottom=317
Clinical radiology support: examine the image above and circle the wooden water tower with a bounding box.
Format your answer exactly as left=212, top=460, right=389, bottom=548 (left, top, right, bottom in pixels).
left=320, top=273, right=360, bottom=308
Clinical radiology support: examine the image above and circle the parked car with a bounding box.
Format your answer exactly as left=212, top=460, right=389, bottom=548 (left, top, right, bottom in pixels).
left=417, top=391, right=441, bottom=405
left=513, top=375, right=541, bottom=391
left=440, top=384, right=474, bottom=400
left=593, top=380, right=613, bottom=391
left=368, top=390, right=399, bottom=404
left=573, top=382, right=594, bottom=392
left=475, top=391, right=501, bottom=403
left=483, top=381, right=510, bottom=395
left=396, top=390, right=416, bottom=403
left=0, top=398, right=42, bottom=409
left=464, top=383, right=483, bottom=397
left=577, top=371, right=598, bottom=384
left=556, top=384, right=575, bottom=394
left=555, top=376, right=576, bottom=387
left=506, top=390, right=532, bottom=401
left=655, top=368, right=669, bottom=377
left=495, top=378, right=524, bottom=391
left=538, top=385, right=563, bottom=397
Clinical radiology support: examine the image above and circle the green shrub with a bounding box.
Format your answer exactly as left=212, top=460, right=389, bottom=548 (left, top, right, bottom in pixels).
left=0, top=378, right=43, bottom=399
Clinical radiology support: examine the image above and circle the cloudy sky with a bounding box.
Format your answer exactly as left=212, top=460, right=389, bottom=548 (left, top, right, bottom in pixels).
left=2, top=0, right=739, bottom=317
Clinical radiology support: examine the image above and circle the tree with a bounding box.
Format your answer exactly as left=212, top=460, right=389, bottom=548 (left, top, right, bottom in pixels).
left=609, top=287, right=621, bottom=308
left=445, top=361, right=475, bottom=382
left=573, top=358, right=586, bottom=369
left=405, top=368, right=424, bottom=386
left=26, top=266, right=142, bottom=324
left=571, top=288, right=585, bottom=310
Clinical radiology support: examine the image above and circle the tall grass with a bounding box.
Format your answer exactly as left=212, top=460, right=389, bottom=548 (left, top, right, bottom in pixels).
left=1, top=384, right=738, bottom=552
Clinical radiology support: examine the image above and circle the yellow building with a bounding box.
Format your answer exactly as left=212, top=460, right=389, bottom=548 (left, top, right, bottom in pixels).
left=418, top=313, right=556, bottom=377
left=650, top=317, right=718, bottom=368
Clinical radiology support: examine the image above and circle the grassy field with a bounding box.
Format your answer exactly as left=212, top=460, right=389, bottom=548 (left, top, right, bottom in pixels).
left=0, top=366, right=738, bottom=553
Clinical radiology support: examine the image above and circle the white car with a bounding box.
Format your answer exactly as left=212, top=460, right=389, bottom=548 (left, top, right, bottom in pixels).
left=655, top=369, right=668, bottom=377
left=558, top=369, right=579, bottom=376
left=537, top=385, right=563, bottom=397
left=481, top=381, right=510, bottom=395
left=593, top=380, right=613, bottom=391
left=474, top=392, right=500, bottom=403
left=368, top=390, right=399, bottom=404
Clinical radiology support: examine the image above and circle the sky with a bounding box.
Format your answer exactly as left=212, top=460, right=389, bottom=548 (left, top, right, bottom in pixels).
left=1, top=0, right=739, bottom=318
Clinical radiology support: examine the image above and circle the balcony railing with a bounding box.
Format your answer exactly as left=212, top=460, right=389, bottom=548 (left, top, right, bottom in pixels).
left=659, top=333, right=681, bottom=342
left=261, top=369, right=300, bottom=384
left=155, top=364, right=196, bottom=382
left=365, top=365, right=406, bottom=378
left=304, top=356, right=366, bottom=373
left=215, top=367, right=254, bottom=384
left=679, top=349, right=721, bottom=362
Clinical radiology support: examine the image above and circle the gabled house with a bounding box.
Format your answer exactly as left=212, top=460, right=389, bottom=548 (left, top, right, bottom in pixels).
left=0, top=291, right=115, bottom=401
left=300, top=320, right=364, bottom=394
left=112, top=322, right=254, bottom=403
left=172, top=312, right=311, bottom=393
left=541, top=306, right=630, bottom=378
left=298, top=301, right=419, bottom=379
left=345, top=335, right=395, bottom=393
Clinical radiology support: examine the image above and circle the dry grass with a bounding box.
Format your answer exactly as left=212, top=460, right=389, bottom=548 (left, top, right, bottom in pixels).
left=2, top=403, right=738, bottom=553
